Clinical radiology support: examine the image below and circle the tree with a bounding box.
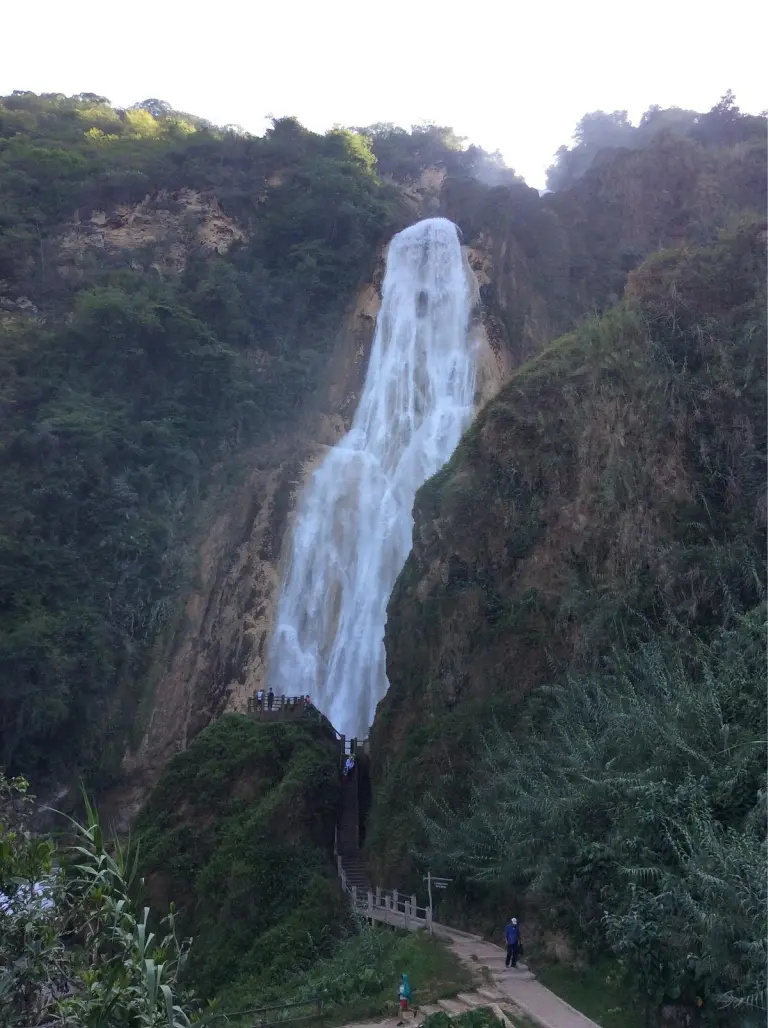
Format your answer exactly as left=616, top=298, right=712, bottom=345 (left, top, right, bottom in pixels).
left=131, top=98, right=173, bottom=119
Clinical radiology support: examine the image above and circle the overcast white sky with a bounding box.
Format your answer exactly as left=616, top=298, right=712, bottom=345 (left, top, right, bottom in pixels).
left=3, top=0, right=766, bottom=188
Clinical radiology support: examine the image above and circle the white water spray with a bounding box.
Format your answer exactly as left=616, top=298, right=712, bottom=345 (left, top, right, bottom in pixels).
left=268, top=218, right=477, bottom=737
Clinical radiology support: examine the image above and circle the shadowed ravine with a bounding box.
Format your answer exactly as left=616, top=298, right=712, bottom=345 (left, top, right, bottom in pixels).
left=268, top=218, right=478, bottom=737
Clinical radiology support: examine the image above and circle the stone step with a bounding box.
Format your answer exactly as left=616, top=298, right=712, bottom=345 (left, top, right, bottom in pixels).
left=492, top=969, right=536, bottom=983
left=456, top=993, right=486, bottom=1008
left=437, top=998, right=474, bottom=1016
left=483, top=957, right=531, bottom=971
left=476, top=986, right=505, bottom=1003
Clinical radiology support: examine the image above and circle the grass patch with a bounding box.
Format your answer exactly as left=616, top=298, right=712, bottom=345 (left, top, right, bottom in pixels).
left=532, top=958, right=646, bottom=1028
left=222, top=925, right=472, bottom=1026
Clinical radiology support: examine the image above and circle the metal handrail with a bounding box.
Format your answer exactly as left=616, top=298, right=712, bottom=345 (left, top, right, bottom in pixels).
left=205, top=997, right=324, bottom=1025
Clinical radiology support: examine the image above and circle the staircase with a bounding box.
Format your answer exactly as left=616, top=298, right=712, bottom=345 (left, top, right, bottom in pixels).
left=335, top=739, right=372, bottom=897
left=331, top=738, right=600, bottom=1028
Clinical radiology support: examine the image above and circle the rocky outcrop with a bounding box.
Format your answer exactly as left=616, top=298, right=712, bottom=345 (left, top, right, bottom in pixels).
left=57, top=188, right=245, bottom=276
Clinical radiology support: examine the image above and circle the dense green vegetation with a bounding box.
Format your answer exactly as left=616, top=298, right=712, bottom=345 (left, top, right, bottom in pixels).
left=0, top=772, right=197, bottom=1026
left=376, top=223, right=766, bottom=1026
left=2, top=743, right=467, bottom=1027
left=135, top=714, right=342, bottom=999
left=356, top=123, right=517, bottom=186
left=424, top=1008, right=507, bottom=1028
left=0, top=92, right=403, bottom=786
left=134, top=712, right=470, bottom=1020
left=424, top=615, right=765, bottom=1023
left=546, top=90, right=765, bottom=190
left=226, top=926, right=471, bottom=1026
left=442, top=95, right=766, bottom=357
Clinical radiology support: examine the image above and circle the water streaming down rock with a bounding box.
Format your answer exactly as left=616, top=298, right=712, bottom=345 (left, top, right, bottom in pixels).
left=268, top=218, right=478, bottom=737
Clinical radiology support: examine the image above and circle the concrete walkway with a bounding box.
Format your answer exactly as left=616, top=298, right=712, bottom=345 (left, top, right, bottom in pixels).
left=340, top=926, right=601, bottom=1028
left=430, top=925, right=601, bottom=1028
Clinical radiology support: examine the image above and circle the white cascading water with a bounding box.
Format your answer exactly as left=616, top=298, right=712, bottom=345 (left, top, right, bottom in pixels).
left=268, top=217, right=477, bottom=737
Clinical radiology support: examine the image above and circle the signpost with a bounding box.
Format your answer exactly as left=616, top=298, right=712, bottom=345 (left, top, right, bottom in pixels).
left=424, top=872, right=453, bottom=935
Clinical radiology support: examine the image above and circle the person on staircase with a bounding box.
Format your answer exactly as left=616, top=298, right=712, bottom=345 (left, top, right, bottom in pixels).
left=504, top=917, right=522, bottom=968
left=397, top=972, right=417, bottom=1024
left=343, top=754, right=356, bottom=777
left=267, top=688, right=274, bottom=711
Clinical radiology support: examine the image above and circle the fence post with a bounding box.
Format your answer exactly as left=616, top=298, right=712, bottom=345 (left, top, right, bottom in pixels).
left=351, top=885, right=357, bottom=907
left=376, top=886, right=381, bottom=908
left=393, top=889, right=399, bottom=914
left=368, top=890, right=373, bottom=918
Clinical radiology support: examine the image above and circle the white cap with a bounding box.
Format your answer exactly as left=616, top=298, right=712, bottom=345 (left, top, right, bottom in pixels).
left=511, top=918, right=518, bottom=925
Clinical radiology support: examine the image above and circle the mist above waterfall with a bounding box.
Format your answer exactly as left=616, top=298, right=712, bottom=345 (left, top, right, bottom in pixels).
left=268, top=217, right=477, bottom=737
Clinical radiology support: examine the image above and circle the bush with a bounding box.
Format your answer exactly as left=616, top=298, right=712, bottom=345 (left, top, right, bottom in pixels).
left=0, top=773, right=199, bottom=1027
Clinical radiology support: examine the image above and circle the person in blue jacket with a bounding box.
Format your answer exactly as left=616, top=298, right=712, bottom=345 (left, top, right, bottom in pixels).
left=504, top=917, right=521, bottom=968
left=397, top=972, right=417, bottom=1024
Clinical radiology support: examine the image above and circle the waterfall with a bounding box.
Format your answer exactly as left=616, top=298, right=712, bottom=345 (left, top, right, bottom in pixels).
left=268, top=217, right=477, bottom=737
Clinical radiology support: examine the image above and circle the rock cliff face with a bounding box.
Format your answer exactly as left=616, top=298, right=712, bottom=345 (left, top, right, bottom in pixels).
left=119, top=276, right=381, bottom=813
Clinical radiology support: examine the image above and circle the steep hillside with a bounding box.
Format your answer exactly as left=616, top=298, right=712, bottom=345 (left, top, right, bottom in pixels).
left=370, top=218, right=766, bottom=873
left=135, top=712, right=342, bottom=998
left=368, top=216, right=766, bottom=1024
left=0, top=92, right=404, bottom=790
left=442, top=103, right=766, bottom=364
left=1, top=91, right=764, bottom=819
left=0, top=95, right=515, bottom=803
